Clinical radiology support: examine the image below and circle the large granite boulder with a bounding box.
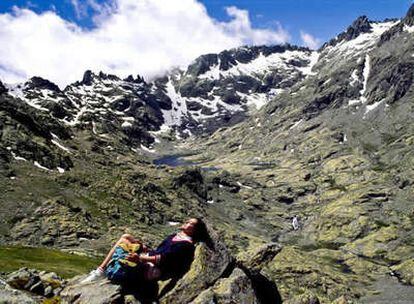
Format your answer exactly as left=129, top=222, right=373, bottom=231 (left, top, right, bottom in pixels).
left=190, top=268, right=256, bottom=304
left=5, top=268, right=65, bottom=298
left=60, top=277, right=124, bottom=304
left=159, top=228, right=233, bottom=303
left=0, top=279, right=38, bottom=304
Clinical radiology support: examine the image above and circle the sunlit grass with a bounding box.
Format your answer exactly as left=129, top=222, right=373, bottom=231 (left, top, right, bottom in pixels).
left=0, top=246, right=101, bottom=278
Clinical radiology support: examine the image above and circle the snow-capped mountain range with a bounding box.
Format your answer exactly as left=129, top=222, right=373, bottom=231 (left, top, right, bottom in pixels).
left=0, top=12, right=409, bottom=161
left=4, top=45, right=317, bottom=144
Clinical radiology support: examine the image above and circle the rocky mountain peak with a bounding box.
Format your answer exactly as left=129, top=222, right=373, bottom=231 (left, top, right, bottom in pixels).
left=26, top=76, right=61, bottom=92
left=323, top=15, right=372, bottom=48
left=403, top=3, right=414, bottom=26
left=4, top=41, right=318, bottom=142
left=123, top=74, right=146, bottom=84
left=78, top=70, right=120, bottom=86
left=186, top=44, right=311, bottom=78
left=378, top=5, right=413, bottom=46
left=0, top=80, right=7, bottom=94
left=80, top=70, right=94, bottom=85
left=351, top=15, right=371, bottom=30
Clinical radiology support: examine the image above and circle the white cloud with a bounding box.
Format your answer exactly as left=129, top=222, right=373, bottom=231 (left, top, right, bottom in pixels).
left=0, top=0, right=290, bottom=88
left=223, top=7, right=290, bottom=46
left=300, top=30, right=321, bottom=50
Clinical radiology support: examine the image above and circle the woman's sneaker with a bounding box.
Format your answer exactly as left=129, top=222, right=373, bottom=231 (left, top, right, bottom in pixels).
left=81, top=268, right=105, bottom=284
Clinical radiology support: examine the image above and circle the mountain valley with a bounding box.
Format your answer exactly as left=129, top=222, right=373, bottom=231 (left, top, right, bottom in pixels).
left=1, top=5, right=414, bottom=304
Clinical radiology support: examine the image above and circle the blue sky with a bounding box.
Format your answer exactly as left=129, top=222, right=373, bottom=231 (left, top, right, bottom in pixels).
left=202, top=0, right=412, bottom=44
left=0, top=0, right=411, bottom=45
left=0, top=0, right=412, bottom=86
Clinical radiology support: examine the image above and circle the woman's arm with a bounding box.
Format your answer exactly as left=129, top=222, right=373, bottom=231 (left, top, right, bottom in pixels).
left=126, top=253, right=159, bottom=264
left=138, top=254, right=159, bottom=263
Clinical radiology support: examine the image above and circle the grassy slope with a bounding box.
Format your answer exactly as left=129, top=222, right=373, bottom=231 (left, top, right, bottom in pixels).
left=0, top=246, right=101, bottom=278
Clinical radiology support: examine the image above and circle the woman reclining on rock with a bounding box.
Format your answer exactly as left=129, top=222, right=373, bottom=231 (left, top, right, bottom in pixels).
left=81, top=218, right=208, bottom=284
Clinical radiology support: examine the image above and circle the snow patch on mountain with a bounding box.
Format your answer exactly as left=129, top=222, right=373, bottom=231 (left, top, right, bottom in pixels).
left=360, top=54, right=371, bottom=102
left=364, top=99, right=385, bottom=117
left=162, top=79, right=188, bottom=126
left=7, top=84, right=51, bottom=112
left=297, top=51, right=319, bottom=76
left=350, top=69, right=359, bottom=86
left=34, top=161, right=50, bottom=171
left=51, top=139, right=71, bottom=153
left=199, top=50, right=316, bottom=80
left=403, top=24, right=414, bottom=33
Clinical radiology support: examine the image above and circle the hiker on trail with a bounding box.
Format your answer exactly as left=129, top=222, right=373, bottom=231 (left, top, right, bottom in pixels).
left=81, top=218, right=208, bottom=284
left=292, top=215, right=299, bottom=230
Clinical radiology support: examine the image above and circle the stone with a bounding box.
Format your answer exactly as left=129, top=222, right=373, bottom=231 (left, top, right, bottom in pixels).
left=391, top=259, right=414, bottom=285
left=81, top=70, right=94, bottom=86
left=60, top=277, right=122, bottom=304
left=238, top=243, right=282, bottom=271
left=172, top=168, right=208, bottom=200
left=123, top=294, right=143, bottom=304
left=5, top=268, right=66, bottom=299
left=0, top=280, right=38, bottom=304
left=44, top=285, right=54, bottom=297
left=29, top=280, right=44, bottom=295
left=159, top=229, right=233, bottom=303
left=331, top=295, right=350, bottom=304
left=285, top=292, right=320, bottom=304
left=190, top=268, right=256, bottom=304
left=6, top=268, right=38, bottom=290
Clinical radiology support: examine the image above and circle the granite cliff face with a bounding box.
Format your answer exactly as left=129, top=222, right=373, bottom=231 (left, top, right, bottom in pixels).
left=1, top=5, right=414, bottom=304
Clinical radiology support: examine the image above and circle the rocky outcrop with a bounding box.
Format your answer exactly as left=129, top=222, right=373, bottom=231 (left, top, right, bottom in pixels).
left=172, top=168, right=208, bottom=201
left=323, top=16, right=372, bottom=49
left=379, top=5, right=413, bottom=45
left=159, top=234, right=233, bottom=303
left=5, top=268, right=65, bottom=299
left=56, top=239, right=282, bottom=304
left=0, top=95, right=74, bottom=170
left=190, top=268, right=256, bottom=304
left=0, top=279, right=38, bottom=304
left=60, top=277, right=123, bottom=304
left=403, top=4, right=414, bottom=26
left=391, top=259, right=414, bottom=285
left=60, top=269, right=258, bottom=304
left=0, top=95, right=69, bottom=140
left=0, top=80, right=7, bottom=94
left=26, top=77, right=61, bottom=92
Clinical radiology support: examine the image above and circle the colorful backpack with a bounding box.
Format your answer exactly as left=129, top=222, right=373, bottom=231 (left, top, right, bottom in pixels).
left=105, top=242, right=142, bottom=283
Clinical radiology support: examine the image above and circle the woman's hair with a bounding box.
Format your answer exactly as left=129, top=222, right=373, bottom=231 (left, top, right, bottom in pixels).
left=192, top=218, right=210, bottom=243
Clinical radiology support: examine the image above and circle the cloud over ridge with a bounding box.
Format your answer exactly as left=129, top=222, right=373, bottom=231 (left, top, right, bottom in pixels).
left=0, top=0, right=290, bottom=87
left=300, top=30, right=320, bottom=50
